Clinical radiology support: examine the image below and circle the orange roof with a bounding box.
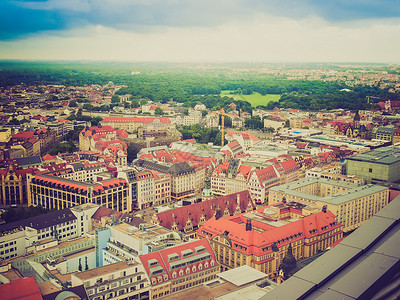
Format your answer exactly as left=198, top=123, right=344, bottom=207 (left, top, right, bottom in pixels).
left=102, top=117, right=171, bottom=124
left=198, top=207, right=341, bottom=256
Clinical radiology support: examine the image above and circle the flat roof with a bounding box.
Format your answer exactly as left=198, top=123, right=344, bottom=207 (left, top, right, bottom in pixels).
left=217, top=265, right=268, bottom=287
left=261, top=195, right=400, bottom=299
left=74, top=261, right=136, bottom=280
left=347, top=145, right=400, bottom=165
left=162, top=281, right=237, bottom=300
left=269, top=177, right=388, bottom=205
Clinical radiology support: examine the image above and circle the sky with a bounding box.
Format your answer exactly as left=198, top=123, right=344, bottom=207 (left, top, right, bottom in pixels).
left=0, top=0, right=400, bottom=63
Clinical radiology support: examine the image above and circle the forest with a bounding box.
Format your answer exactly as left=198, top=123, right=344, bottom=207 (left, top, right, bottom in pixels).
left=0, top=61, right=399, bottom=111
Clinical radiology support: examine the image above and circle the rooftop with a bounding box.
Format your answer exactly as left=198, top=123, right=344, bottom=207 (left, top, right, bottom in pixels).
left=217, top=265, right=268, bottom=286
left=262, top=193, right=400, bottom=299
left=74, top=261, right=136, bottom=280
left=269, top=177, right=388, bottom=205
left=347, top=145, right=400, bottom=165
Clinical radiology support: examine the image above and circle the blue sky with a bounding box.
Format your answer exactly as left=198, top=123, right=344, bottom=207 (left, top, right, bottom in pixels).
left=1, top=0, right=400, bottom=62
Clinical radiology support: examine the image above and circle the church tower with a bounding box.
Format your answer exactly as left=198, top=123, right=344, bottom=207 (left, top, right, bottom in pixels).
left=354, top=110, right=361, bottom=130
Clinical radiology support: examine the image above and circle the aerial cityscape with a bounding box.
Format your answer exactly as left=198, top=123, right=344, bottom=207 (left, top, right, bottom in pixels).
left=0, top=1, right=399, bottom=300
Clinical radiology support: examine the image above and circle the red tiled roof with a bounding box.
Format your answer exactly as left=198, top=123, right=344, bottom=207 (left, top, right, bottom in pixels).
left=198, top=207, right=341, bottom=256
left=116, top=129, right=129, bottom=137
left=42, top=154, right=56, bottom=160
left=156, top=190, right=255, bottom=232
left=0, top=277, right=42, bottom=300
left=12, top=131, right=35, bottom=140
left=139, top=239, right=216, bottom=285
left=92, top=206, right=123, bottom=221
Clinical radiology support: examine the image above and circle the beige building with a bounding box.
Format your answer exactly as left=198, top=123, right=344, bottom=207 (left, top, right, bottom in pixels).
left=152, top=171, right=171, bottom=206
left=0, top=128, right=11, bottom=143
left=268, top=178, right=389, bottom=232
left=197, top=202, right=343, bottom=278
left=71, top=261, right=151, bottom=300
left=346, top=146, right=400, bottom=183
left=101, top=116, right=172, bottom=133
left=28, top=174, right=130, bottom=212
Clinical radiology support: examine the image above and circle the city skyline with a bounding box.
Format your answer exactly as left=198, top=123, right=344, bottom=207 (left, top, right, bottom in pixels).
left=0, top=0, right=400, bottom=63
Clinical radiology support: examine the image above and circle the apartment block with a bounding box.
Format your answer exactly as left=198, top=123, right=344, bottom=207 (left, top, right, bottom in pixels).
left=197, top=202, right=342, bottom=279
left=268, top=178, right=389, bottom=232
left=28, top=174, right=129, bottom=212
left=71, top=261, right=151, bottom=300
left=139, top=239, right=219, bottom=300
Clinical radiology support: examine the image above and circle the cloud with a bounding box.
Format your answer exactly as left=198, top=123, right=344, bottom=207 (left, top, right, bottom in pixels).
left=1, top=15, right=399, bottom=62
left=1, top=0, right=400, bottom=40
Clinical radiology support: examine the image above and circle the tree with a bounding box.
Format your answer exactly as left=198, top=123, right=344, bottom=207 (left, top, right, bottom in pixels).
left=131, top=99, right=140, bottom=108
left=83, top=103, right=94, bottom=110
left=201, top=110, right=208, bottom=117
left=69, top=100, right=78, bottom=107
left=91, top=117, right=103, bottom=127
left=284, top=120, right=290, bottom=128
left=127, top=144, right=139, bottom=163
left=244, top=116, right=263, bottom=130
left=111, top=94, right=120, bottom=103
left=154, top=107, right=164, bottom=115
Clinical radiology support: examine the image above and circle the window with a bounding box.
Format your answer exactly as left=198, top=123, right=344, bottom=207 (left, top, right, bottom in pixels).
left=369, top=168, right=372, bottom=173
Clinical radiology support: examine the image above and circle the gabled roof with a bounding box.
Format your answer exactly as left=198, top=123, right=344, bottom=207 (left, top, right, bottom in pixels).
left=156, top=190, right=255, bottom=232
left=139, top=239, right=216, bottom=285
left=0, top=208, right=76, bottom=233
left=16, top=155, right=42, bottom=167
left=198, top=208, right=341, bottom=257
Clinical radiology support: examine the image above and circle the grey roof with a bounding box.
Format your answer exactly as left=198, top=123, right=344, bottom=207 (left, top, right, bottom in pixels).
left=261, top=195, right=400, bottom=300
left=217, top=265, right=268, bottom=286
left=269, top=178, right=388, bottom=205
left=134, top=159, right=194, bottom=176
left=71, top=162, right=85, bottom=171
left=0, top=208, right=76, bottom=233
left=346, top=145, right=400, bottom=165
left=15, top=155, right=42, bottom=167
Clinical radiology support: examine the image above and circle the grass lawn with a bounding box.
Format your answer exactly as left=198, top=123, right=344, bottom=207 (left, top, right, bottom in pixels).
left=221, top=90, right=280, bottom=107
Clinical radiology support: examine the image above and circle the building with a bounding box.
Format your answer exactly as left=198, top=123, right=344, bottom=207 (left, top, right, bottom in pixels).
left=152, top=190, right=256, bottom=238
left=101, top=117, right=172, bottom=133
left=95, top=222, right=182, bottom=267
left=211, top=158, right=299, bottom=204
left=152, top=171, right=171, bottom=206
left=0, top=205, right=96, bottom=260
left=262, top=194, right=400, bottom=299
left=0, top=164, right=36, bottom=206
left=346, top=145, right=400, bottom=183
left=268, top=177, right=389, bottom=232
left=197, top=201, right=343, bottom=279
left=134, top=159, right=201, bottom=202
left=27, top=174, right=130, bottom=212
left=139, top=238, right=219, bottom=300
left=71, top=261, right=151, bottom=300
left=79, top=125, right=128, bottom=165
left=371, top=126, right=395, bottom=142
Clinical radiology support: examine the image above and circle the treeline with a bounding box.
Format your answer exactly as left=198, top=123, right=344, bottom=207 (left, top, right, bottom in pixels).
left=1, top=62, right=398, bottom=111
left=265, top=85, right=400, bottom=111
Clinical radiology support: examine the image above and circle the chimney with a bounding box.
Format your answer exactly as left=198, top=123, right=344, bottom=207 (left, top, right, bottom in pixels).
left=246, top=218, right=252, bottom=231
left=215, top=206, right=222, bottom=220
